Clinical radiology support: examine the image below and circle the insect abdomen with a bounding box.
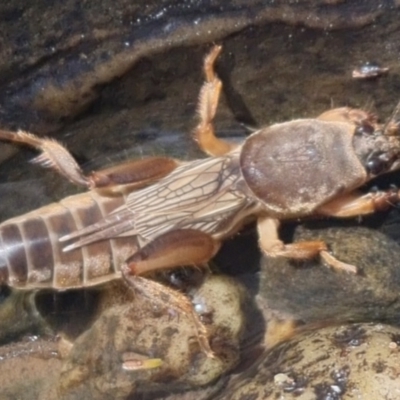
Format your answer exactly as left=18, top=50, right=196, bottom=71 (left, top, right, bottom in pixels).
left=0, top=191, right=135, bottom=290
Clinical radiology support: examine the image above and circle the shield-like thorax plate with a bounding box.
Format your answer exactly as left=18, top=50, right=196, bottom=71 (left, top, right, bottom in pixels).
left=240, top=119, right=366, bottom=218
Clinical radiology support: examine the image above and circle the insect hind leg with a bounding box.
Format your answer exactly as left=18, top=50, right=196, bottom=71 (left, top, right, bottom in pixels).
left=123, top=229, right=220, bottom=275
left=0, top=129, right=179, bottom=191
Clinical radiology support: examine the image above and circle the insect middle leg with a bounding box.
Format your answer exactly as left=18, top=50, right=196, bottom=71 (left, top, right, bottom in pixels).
left=193, top=46, right=237, bottom=156
left=257, top=216, right=358, bottom=274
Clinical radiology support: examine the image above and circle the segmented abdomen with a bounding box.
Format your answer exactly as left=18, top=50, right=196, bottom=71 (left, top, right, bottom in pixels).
left=0, top=191, right=136, bottom=290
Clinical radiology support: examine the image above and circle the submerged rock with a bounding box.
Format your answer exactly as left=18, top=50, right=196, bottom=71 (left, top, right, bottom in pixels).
left=216, top=322, right=400, bottom=400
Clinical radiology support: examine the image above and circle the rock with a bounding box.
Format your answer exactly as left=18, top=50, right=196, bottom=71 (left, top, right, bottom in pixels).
left=259, top=225, right=400, bottom=324
left=55, top=275, right=247, bottom=399
left=217, top=322, right=400, bottom=400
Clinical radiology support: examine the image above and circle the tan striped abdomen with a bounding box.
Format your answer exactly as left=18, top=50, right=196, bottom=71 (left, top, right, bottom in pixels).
left=0, top=191, right=136, bottom=290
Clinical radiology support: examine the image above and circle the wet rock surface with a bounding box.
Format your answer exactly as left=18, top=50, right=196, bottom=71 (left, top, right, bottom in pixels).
left=0, top=335, right=62, bottom=400
left=0, top=276, right=247, bottom=400
left=0, top=1, right=392, bottom=133
left=50, top=276, right=245, bottom=400
left=214, top=322, right=400, bottom=400
left=0, top=289, right=43, bottom=342
left=1, top=1, right=400, bottom=399
left=259, top=224, right=400, bottom=323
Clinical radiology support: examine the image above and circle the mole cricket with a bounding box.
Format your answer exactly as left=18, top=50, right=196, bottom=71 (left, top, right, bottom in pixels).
left=0, top=46, right=400, bottom=356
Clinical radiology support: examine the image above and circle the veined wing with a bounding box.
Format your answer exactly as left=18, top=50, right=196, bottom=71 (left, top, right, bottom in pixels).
left=126, top=156, right=238, bottom=212
left=62, top=155, right=249, bottom=250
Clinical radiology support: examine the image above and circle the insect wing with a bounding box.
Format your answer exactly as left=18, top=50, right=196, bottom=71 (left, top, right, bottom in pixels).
left=63, top=156, right=247, bottom=249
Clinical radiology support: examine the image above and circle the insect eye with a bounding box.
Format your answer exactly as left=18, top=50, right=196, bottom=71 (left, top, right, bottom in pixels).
left=355, top=121, right=375, bottom=136
left=366, top=152, right=390, bottom=175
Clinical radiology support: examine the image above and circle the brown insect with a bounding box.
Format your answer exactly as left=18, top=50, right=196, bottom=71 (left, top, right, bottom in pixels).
left=1, top=45, right=400, bottom=293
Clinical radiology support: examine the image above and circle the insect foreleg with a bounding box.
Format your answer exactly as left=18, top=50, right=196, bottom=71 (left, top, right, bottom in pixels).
left=315, top=190, right=400, bottom=217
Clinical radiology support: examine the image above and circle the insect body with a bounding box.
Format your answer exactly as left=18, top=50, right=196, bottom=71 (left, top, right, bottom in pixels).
left=1, top=46, right=400, bottom=291
left=0, top=189, right=131, bottom=289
